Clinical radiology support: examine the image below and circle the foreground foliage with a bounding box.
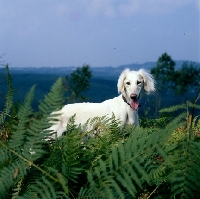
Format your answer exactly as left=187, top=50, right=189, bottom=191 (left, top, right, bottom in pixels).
left=0, top=65, right=200, bottom=198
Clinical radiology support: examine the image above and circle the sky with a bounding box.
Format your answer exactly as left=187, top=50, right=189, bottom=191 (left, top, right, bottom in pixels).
left=0, top=0, right=199, bottom=68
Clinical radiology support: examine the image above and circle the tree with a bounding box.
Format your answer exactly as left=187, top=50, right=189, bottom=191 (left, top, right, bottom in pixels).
left=151, top=53, right=200, bottom=118
left=150, top=53, right=176, bottom=117
left=173, top=62, right=200, bottom=95
left=151, top=52, right=175, bottom=93
left=65, top=64, right=92, bottom=102
left=151, top=53, right=200, bottom=96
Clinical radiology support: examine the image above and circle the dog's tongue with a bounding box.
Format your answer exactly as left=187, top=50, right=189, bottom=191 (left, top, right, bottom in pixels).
left=130, top=99, right=139, bottom=110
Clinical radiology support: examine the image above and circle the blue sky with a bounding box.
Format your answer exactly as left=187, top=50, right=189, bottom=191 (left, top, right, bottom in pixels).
left=0, top=0, right=199, bottom=67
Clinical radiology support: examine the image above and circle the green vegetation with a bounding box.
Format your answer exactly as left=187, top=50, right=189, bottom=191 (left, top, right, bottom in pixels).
left=151, top=53, right=200, bottom=95
left=0, top=64, right=200, bottom=198
left=65, top=64, right=92, bottom=103
left=150, top=53, right=200, bottom=118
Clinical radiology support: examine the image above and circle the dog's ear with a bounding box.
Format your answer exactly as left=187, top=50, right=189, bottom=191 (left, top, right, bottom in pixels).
left=117, top=68, right=130, bottom=93
left=138, top=69, right=155, bottom=92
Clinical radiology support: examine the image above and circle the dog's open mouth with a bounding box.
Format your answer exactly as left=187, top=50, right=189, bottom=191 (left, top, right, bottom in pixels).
left=122, top=94, right=140, bottom=110
left=130, top=94, right=140, bottom=110
left=130, top=98, right=139, bottom=110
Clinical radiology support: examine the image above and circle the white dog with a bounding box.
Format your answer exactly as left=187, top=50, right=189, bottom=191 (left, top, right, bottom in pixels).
left=49, top=68, right=155, bottom=137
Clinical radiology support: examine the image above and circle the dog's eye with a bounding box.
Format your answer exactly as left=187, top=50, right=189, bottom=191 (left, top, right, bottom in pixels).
left=137, top=80, right=142, bottom=85
left=126, top=82, right=130, bottom=85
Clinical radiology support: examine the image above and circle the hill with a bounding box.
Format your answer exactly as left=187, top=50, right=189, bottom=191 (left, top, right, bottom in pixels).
left=7, top=60, right=195, bottom=78
left=0, top=60, right=199, bottom=114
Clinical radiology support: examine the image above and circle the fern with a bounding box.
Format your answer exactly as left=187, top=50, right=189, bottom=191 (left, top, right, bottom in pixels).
left=78, top=97, right=200, bottom=199
left=79, top=126, right=171, bottom=199
left=81, top=115, right=125, bottom=168
left=8, top=86, right=35, bottom=150
left=11, top=179, right=22, bottom=199
left=0, top=85, right=35, bottom=198
left=160, top=103, right=187, bottom=113
left=17, top=77, right=67, bottom=198
left=0, top=64, right=14, bottom=124
left=37, top=77, right=65, bottom=135
left=0, top=73, right=69, bottom=198
left=166, top=122, right=200, bottom=198
left=160, top=99, right=200, bottom=198
left=21, top=176, right=64, bottom=199
left=0, top=64, right=15, bottom=142
left=1, top=65, right=200, bottom=198
left=41, top=115, right=84, bottom=198
left=60, top=116, right=84, bottom=197
left=38, top=77, right=65, bottom=114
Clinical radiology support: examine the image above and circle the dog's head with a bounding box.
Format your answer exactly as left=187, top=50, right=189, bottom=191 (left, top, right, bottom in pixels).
left=117, top=68, right=155, bottom=110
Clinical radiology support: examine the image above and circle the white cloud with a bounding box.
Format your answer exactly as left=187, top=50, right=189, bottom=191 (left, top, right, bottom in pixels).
left=81, top=0, right=199, bottom=18
left=118, top=0, right=199, bottom=16
left=87, top=0, right=116, bottom=18
left=56, top=4, right=69, bottom=13
left=118, top=1, right=140, bottom=16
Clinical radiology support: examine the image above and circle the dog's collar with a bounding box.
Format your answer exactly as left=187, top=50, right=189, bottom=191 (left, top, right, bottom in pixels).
left=122, top=94, right=141, bottom=108
left=122, top=95, right=131, bottom=107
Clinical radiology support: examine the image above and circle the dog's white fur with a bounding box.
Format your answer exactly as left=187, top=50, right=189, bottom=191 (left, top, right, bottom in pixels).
left=49, top=68, right=155, bottom=137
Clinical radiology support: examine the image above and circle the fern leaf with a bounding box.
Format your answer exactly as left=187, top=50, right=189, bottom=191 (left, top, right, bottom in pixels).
left=160, top=103, right=187, bottom=113
left=22, top=176, right=57, bottom=199
left=8, top=86, right=35, bottom=151
left=168, top=123, right=200, bottom=198
left=62, top=116, right=83, bottom=184
left=0, top=77, right=69, bottom=198
left=38, top=77, right=65, bottom=116
left=0, top=160, right=27, bottom=198
left=11, top=179, right=22, bottom=199
left=84, top=127, right=170, bottom=198
left=0, top=64, right=14, bottom=125
left=38, top=77, right=66, bottom=139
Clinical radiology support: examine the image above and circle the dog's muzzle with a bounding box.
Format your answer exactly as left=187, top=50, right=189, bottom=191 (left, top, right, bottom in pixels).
left=122, top=94, right=140, bottom=110
left=130, top=93, right=138, bottom=100
left=129, top=93, right=140, bottom=110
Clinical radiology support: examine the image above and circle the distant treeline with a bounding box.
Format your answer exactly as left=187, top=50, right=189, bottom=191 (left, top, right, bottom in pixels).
left=0, top=54, right=199, bottom=118
left=0, top=72, right=198, bottom=118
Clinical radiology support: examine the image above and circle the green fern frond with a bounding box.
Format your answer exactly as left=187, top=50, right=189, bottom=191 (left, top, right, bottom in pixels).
left=38, top=77, right=65, bottom=116
left=81, top=115, right=125, bottom=168
left=168, top=128, right=200, bottom=198
left=4, top=64, right=14, bottom=114
left=62, top=115, right=83, bottom=183
left=0, top=64, right=14, bottom=142
left=81, top=126, right=170, bottom=199
left=187, top=101, right=200, bottom=110
left=11, top=178, right=22, bottom=199
left=37, top=77, right=66, bottom=139
left=38, top=116, right=85, bottom=198
left=8, top=86, right=35, bottom=151
left=158, top=101, right=200, bottom=198
left=160, top=103, right=187, bottom=113
left=0, top=86, right=37, bottom=197
left=0, top=87, right=37, bottom=192
left=0, top=159, right=28, bottom=198
left=0, top=64, right=14, bottom=125
left=21, top=176, right=67, bottom=199
left=0, top=147, right=11, bottom=166
left=0, top=75, right=69, bottom=198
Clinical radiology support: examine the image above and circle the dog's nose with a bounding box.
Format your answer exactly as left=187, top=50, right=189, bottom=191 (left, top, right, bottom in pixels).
left=130, top=94, right=137, bottom=99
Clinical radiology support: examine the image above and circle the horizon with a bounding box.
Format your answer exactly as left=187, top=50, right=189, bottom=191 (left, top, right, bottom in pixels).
left=4, top=59, right=199, bottom=70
